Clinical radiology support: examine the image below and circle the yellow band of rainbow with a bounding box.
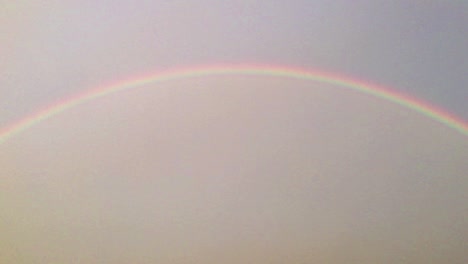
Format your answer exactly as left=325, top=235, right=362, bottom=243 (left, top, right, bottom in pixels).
left=1, top=64, right=467, bottom=144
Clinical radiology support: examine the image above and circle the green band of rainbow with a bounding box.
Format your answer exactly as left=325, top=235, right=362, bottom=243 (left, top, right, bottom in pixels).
left=1, top=64, right=467, bottom=144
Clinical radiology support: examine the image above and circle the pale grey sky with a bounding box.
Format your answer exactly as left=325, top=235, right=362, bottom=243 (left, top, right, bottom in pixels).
left=1, top=1, right=467, bottom=263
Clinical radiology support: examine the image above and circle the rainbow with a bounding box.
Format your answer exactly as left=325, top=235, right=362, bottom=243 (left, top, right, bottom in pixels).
left=0, top=64, right=467, bottom=144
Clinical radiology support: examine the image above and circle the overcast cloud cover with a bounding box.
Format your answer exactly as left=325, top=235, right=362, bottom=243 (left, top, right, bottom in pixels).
left=1, top=1, right=467, bottom=263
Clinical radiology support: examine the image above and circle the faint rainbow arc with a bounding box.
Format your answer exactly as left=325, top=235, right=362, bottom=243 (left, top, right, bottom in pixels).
left=0, top=64, right=467, bottom=144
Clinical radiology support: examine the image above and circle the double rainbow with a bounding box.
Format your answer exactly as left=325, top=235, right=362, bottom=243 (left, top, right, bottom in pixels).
left=1, top=64, right=467, bottom=144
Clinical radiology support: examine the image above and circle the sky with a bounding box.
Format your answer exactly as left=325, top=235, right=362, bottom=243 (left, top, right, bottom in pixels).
left=1, top=1, right=467, bottom=263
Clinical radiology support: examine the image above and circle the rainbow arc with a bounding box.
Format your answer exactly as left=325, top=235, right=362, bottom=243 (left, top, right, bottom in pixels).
left=1, top=64, right=467, bottom=144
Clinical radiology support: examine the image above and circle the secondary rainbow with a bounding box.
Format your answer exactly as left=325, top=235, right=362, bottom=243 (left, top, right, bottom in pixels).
left=1, top=64, right=467, bottom=144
